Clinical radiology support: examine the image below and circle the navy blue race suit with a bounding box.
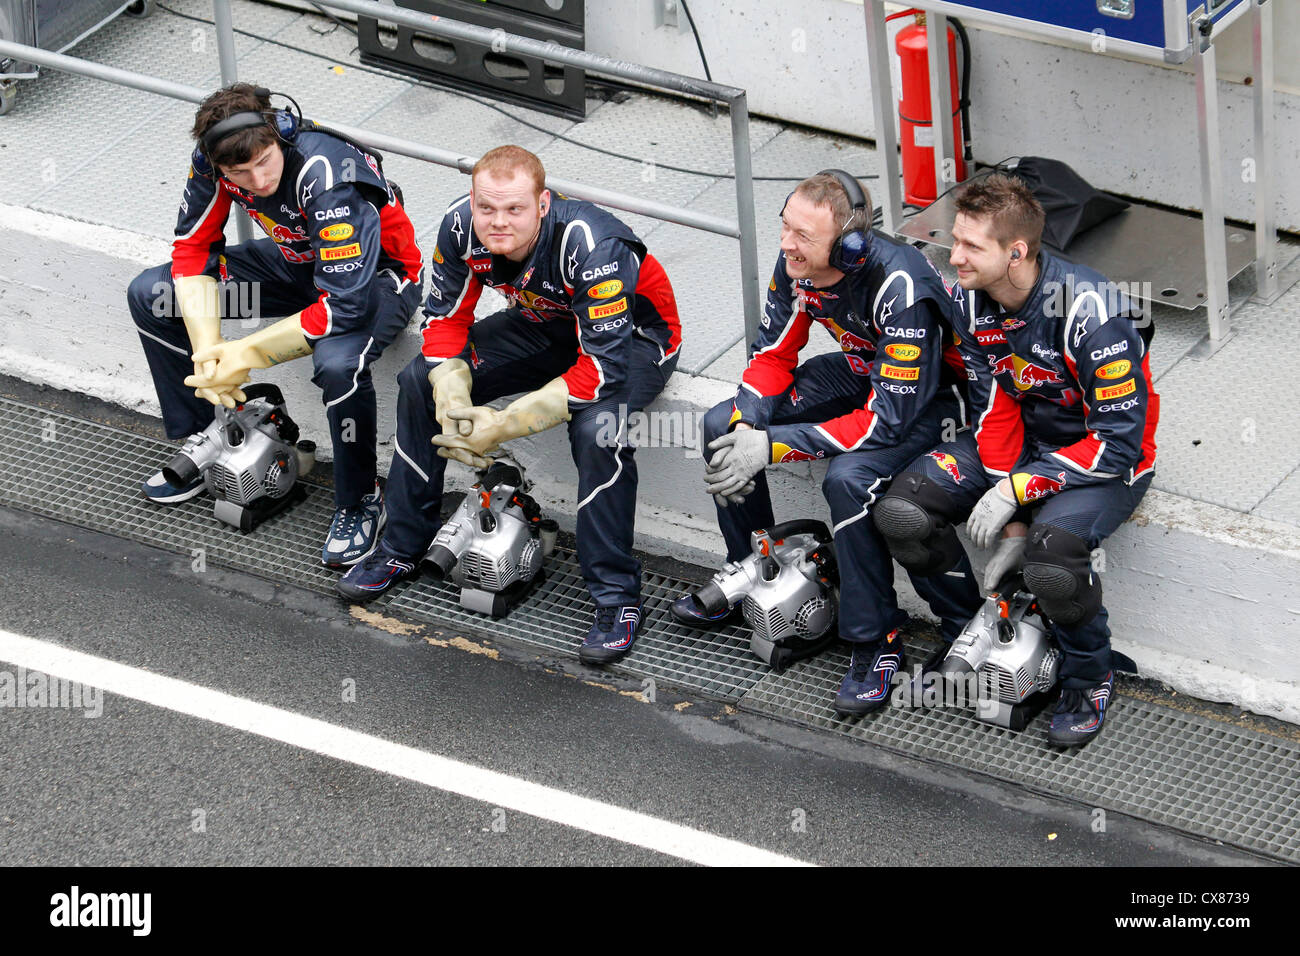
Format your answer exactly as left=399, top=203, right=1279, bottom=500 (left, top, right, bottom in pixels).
left=382, top=194, right=681, bottom=607
left=702, top=231, right=974, bottom=645
left=128, top=123, right=424, bottom=507
left=885, top=251, right=1160, bottom=686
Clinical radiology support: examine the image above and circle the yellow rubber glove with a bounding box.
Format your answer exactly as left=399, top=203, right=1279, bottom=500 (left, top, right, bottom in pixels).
left=428, top=358, right=475, bottom=438
left=432, top=376, right=571, bottom=468
left=184, top=315, right=313, bottom=407
left=174, top=275, right=241, bottom=407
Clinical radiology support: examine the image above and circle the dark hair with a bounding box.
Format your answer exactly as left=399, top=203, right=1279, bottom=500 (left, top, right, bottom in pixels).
left=792, top=172, right=870, bottom=234
left=192, top=82, right=277, bottom=168
left=953, top=173, right=1045, bottom=258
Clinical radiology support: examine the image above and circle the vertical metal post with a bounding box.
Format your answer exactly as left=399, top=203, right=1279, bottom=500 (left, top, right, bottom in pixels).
left=1250, top=0, right=1278, bottom=303
left=211, top=0, right=250, bottom=243
left=1193, top=29, right=1230, bottom=346
left=729, top=92, right=762, bottom=346
left=864, top=0, right=903, bottom=235
left=927, top=11, right=956, bottom=202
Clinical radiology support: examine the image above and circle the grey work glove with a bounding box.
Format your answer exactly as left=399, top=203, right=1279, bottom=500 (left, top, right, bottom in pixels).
left=713, top=480, right=756, bottom=509
left=967, top=483, right=1019, bottom=550
left=704, top=428, right=771, bottom=500
left=982, top=534, right=1027, bottom=593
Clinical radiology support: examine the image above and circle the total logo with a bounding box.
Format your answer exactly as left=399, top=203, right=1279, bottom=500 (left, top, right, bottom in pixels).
left=797, top=289, right=838, bottom=311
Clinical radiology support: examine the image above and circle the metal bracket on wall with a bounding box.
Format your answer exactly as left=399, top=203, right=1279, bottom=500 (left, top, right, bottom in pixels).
left=357, top=0, right=587, bottom=121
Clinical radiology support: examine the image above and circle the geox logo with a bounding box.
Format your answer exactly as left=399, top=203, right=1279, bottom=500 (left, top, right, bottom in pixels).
left=50, top=886, right=151, bottom=936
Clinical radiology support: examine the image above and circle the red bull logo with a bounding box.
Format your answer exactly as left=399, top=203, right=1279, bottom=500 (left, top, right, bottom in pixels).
left=987, top=353, right=1064, bottom=391
left=838, top=330, right=873, bottom=352
left=928, top=451, right=964, bottom=483
left=1017, top=471, right=1067, bottom=502
left=506, top=287, right=566, bottom=313
left=250, top=210, right=308, bottom=245
left=469, top=342, right=483, bottom=369
left=773, top=441, right=822, bottom=463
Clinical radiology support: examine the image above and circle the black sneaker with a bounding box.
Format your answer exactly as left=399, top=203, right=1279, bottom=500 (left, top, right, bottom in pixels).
left=336, top=549, right=416, bottom=603
left=833, top=629, right=905, bottom=718
left=579, top=604, right=642, bottom=664
left=141, top=433, right=207, bottom=503
left=1048, top=671, right=1114, bottom=748
left=141, top=468, right=206, bottom=504
left=669, top=593, right=741, bottom=628
left=322, top=484, right=385, bottom=568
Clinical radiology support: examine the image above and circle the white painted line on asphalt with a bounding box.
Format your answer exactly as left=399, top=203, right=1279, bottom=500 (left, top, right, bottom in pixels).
left=0, top=629, right=812, bottom=867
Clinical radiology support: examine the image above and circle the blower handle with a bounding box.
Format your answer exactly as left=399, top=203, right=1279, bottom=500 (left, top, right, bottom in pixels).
left=240, top=382, right=286, bottom=406
left=764, top=519, right=833, bottom=545
left=479, top=461, right=523, bottom=492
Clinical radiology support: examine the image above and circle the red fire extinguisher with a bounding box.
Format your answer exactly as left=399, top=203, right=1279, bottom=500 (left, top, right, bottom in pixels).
left=891, top=10, right=970, bottom=206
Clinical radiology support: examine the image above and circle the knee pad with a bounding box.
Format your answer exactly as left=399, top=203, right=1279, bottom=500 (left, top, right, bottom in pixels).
left=1022, top=523, right=1102, bottom=626
left=874, top=473, right=965, bottom=576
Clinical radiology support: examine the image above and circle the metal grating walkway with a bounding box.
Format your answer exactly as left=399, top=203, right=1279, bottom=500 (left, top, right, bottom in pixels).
left=0, top=396, right=1296, bottom=863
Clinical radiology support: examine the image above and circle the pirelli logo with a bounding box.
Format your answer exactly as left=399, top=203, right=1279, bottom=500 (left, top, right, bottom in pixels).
left=884, top=343, right=921, bottom=361
left=588, top=298, right=628, bottom=321
left=880, top=363, right=920, bottom=381
left=320, top=242, right=362, bottom=261
left=1095, top=379, right=1136, bottom=400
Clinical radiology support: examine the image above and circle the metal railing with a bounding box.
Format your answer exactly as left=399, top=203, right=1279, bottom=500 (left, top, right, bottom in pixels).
left=0, top=0, right=765, bottom=345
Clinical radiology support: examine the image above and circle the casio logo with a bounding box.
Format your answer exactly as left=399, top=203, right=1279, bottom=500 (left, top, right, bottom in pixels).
left=314, top=205, right=351, bottom=221
left=580, top=263, right=619, bottom=281
left=1090, top=341, right=1129, bottom=361
left=884, top=327, right=925, bottom=339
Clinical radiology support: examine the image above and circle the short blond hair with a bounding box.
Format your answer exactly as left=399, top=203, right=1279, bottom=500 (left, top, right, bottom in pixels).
left=472, top=145, right=546, bottom=196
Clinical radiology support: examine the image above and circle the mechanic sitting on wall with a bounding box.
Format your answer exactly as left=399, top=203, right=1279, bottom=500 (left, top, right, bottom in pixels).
left=337, top=145, right=682, bottom=666
left=675, top=170, right=973, bottom=718
left=874, top=173, right=1160, bottom=748
left=128, top=82, right=423, bottom=567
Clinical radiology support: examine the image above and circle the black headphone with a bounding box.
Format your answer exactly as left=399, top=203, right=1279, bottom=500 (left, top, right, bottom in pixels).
left=199, top=87, right=302, bottom=167
left=780, top=169, right=871, bottom=274
left=822, top=169, right=871, bottom=273
left=1011, top=249, right=1021, bottom=260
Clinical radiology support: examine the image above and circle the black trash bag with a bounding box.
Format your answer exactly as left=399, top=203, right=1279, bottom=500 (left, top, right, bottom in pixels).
left=1012, top=157, right=1129, bottom=251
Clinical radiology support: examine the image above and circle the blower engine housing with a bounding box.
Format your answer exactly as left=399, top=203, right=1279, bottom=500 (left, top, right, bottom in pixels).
left=423, top=461, right=556, bottom=617
left=162, top=383, right=313, bottom=532
left=940, top=580, right=1061, bottom=730
left=688, top=519, right=839, bottom=671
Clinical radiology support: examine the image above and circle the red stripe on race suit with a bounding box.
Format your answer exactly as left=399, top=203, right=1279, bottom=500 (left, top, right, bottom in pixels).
left=421, top=276, right=482, bottom=360
left=379, top=200, right=423, bottom=283
left=741, top=309, right=812, bottom=399
left=300, top=292, right=330, bottom=339
left=1135, top=353, right=1159, bottom=473
left=171, top=185, right=232, bottom=279
left=976, top=384, right=1025, bottom=474
left=817, top=400, right=878, bottom=451
left=562, top=315, right=603, bottom=402
left=635, top=253, right=682, bottom=358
